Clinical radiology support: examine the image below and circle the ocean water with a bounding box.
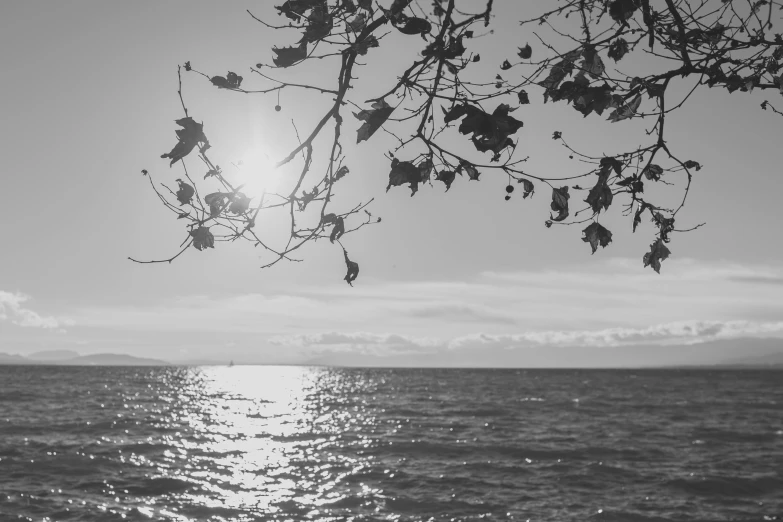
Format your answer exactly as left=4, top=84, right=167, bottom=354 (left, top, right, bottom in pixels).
left=0, top=367, right=781, bottom=522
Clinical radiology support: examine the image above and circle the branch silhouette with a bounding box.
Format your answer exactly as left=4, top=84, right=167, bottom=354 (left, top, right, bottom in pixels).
left=134, top=0, right=783, bottom=280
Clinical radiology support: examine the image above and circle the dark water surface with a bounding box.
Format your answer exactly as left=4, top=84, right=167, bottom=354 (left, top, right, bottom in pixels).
left=0, top=367, right=781, bottom=521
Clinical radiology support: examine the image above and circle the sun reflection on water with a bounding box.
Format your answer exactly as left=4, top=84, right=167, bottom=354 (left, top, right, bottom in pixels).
left=164, top=366, right=380, bottom=518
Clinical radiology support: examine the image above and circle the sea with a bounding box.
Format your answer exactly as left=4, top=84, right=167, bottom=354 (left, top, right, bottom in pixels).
left=0, top=366, right=781, bottom=522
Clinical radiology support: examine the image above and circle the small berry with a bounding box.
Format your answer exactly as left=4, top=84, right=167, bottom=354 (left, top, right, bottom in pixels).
left=505, top=185, right=514, bottom=193
left=275, top=105, right=281, bottom=112
left=504, top=195, right=511, bottom=201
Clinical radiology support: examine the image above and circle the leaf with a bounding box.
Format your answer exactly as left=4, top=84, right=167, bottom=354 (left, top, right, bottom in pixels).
left=633, top=202, right=650, bottom=232
left=272, top=42, right=307, bottom=67
left=643, top=164, right=664, bottom=181
left=387, top=158, right=421, bottom=196
left=334, top=165, right=349, bottom=181
left=540, top=49, right=581, bottom=101
left=352, top=35, right=379, bottom=55
left=460, top=161, right=480, bottom=181
left=444, top=103, right=523, bottom=159
left=600, top=157, right=623, bottom=176
left=617, top=175, right=644, bottom=193
left=585, top=170, right=613, bottom=214
left=683, top=160, right=702, bottom=171
left=518, top=178, right=534, bottom=198
left=609, top=0, right=639, bottom=23
left=607, top=38, right=629, bottom=62
left=347, top=12, right=366, bottom=31
left=393, top=15, right=432, bottom=36
left=343, top=249, right=359, bottom=286
left=550, top=186, right=570, bottom=222
left=418, top=158, right=433, bottom=182
left=643, top=238, right=671, bottom=273
left=582, top=222, right=613, bottom=254
left=518, top=44, right=532, bottom=59
left=204, top=192, right=229, bottom=218
left=607, top=94, right=641, bottom=122
left=517, top=90, right=530, bottom=104
left=275, top=0, right=323, bottom=20
left=330, top=216, right=345, bottom=243
left=190, top=226, right=215, bottom=251
left=175, top=179, right=195, bottom=205
left=355, top=99, right=394, bottom=143
left=436, top=170, right=456, bottom=191
left=301, top=5, right=333, bottom=43
left=229, top=193, right=251, bottom=214
left=211, top=71, right=243, bottom=89
left=161, top=117, right=208, bottom=166
left=500, top=60, right=512, bottom=71
left=581, top=46, right=605, bottom=78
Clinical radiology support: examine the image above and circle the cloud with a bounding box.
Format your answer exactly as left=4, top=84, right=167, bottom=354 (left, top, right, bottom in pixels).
left=270, top=332, right=441, bottom=356
left=0, top=291, right=68, bottom=329
left=448, top=319, right=783, bottom=350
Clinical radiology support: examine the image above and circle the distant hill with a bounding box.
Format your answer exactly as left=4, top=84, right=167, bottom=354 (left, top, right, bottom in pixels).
left=27, top=349, right=81, bottom=361
left=0, top=352, right=169, bottom=366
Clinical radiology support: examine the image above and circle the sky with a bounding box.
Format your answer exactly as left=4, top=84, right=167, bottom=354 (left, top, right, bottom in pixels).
left=1, top=1, right=782, bottom=366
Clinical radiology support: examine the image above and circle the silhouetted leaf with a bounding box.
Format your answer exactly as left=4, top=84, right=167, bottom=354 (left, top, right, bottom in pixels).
left=633, top=202, right=650, bottom=232
left=393, top=15, right=432, bottom=37
left=518, top=90, right=529, bottom=104
left=609, top=0, right=639, bottom=23
left=607, top=38, right=629, bottom=61
left=334, top=165, right=349, bottom=181
left=540, top=49, right=581, bottom=101
left=581, top=46, right=605, bottom=78
left=211, top=71, right=243, bottom=89
left=550, top=186, right=570, bottom=222
left=301, top=5, right=333, bottom=43
left=582, top=222, right=613, bottom=254
left=501, top=60, right=512, bottom=70
left=272, top=42, right=307, bottom=67
left=608, top=94, right=641, bottom=122
left=643, top=164, right=664, bottom=181
left=229, top=193, right=251, bottom=214
left=330, top=216, right=345, bottom=243
left=683, top=160, right=702, bottom=171
left=355, top=99, right=394, bottom=143
left=444, top=103, right=523, bottom=159
left=600, top=157, right=623, bottom=176
left=275, top=0, right=323, bottom=20
left=518, top=178, right=535, bottom=198
left=161, top=117, right=208, bottom=166
left=518, top=44, right=532, bottom=59
left=585, top=170, right=613, bottom=214
left=459, top=161, right=480, bottom=181
left=418, top=158, right=433, bottom=182
left=643, top=238, right=671, bottom=273
left=205, top=192, right=229, bottom=218
left=343, top=249, right=359, bottom=286
left=653, top=211, right=675, bottom=241
left=190, top=226, right=214, bottom=251
left=347, top=12, right=366, bottom=31
left=351, top=35, right=379, bottom=55
left=387, top=158, right=421, bottom=195
left=175, top=179, right=195, bottom=205
left=436, top=170, right=456, bottom=191
left=617, top=175, right=644, bottom=193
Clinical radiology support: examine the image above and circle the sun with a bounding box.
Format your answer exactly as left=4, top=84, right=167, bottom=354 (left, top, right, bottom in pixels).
left=233, top=149, right=282, bottom=200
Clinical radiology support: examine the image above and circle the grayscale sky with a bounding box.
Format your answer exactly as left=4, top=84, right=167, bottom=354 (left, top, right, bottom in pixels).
left=1, top=1, right=781, bottom=366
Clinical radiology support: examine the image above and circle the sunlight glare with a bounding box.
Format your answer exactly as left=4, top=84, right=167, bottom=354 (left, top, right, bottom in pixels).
left=234, top=149, right=282, bottom=199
